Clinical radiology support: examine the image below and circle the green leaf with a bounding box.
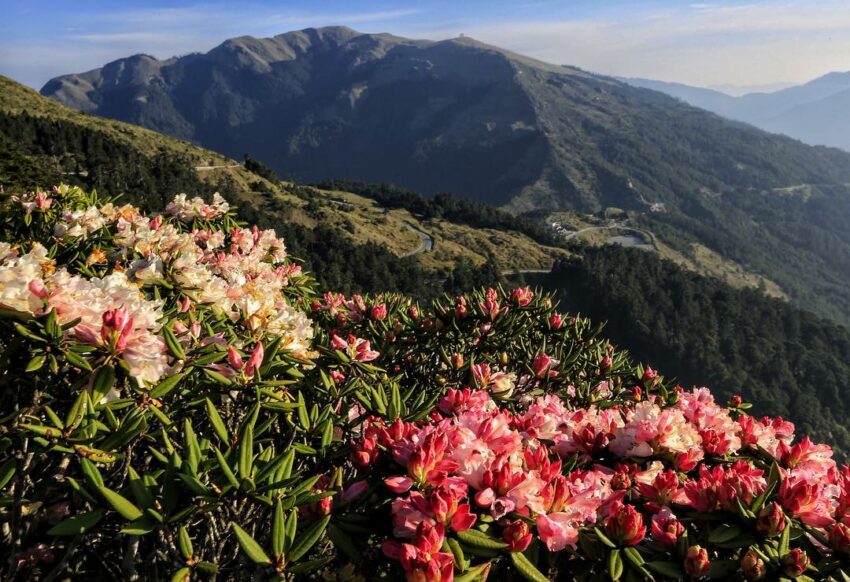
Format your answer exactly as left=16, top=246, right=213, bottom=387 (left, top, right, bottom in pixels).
left=65, top=350, right=93, bottom=371
left=178, top=525, right=194, bottom=559
left=213, top=446, right=239, bottom=489
left=128, top=466, right=155, bottom=509
left=456, top=529, right=509, bottom=550
left=149, top=372, right=186, bottom=399
left=296, top=392, right=310, bottom=430
left=272, top=501, right=285, bottom=557
left=184, top=419, right=201, bottom=475
left=327, top=524, right=361, bottom=562
left=286, top=556, right=334, bottom=575
left=91, top=365, right=115, bottom=404
left=288, top=515, right=331, bottom=562
left=608, top=549, right=624, bottom=581
left=47, top=510, right=105, bottom=536
left=510, top=551, right=548, bottom=582
left=238, top=424, right=254, bottom=480
left=205, top=398, right=229, bottom=443
left=170, top=567, right=191, bottom=582
left=0, top=458, right=17, bottom=490
left=708, top=524, right=744, bottom=545
left=162, top=325, right=186, bottom=360
left=231, top=522, right=271, bottom=564
left=454, top=562, right=492, bottom=582
left=25, top=354, right=46, bottom=372
left=80, top=457, right=104, bottom=488
left=98, top=486, right=144, bottom=521
left=779, top=522, right=791, bottom=556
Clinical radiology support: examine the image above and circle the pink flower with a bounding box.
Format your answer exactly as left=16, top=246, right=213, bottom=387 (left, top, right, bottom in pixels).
left=331, top=333, right=380, bottom=362
left=510, top=287, right=533, bottom=307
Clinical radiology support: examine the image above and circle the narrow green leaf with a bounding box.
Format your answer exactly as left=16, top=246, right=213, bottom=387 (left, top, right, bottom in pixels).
left=178, top=525, right=194, bottom=559
left=0, top=458, right=16, bottom=490
left=231, top=522, right=271, bottom=564
left=608, top=549, right=624, bottom=581
left=47, top=510, right=104, bottom=536
left=91, top=365, right=115, bottom=403
left=149, top=372, right=186, bottom=399
left=205, top=398, right=229, bottom=443
left=98, top=486, right=144, bottom=521
left=162, top=325, right=186, bottom=360
left=456, top=529, right=508, bottom=550
left=288, top=515, right=331, bottom=562
left=213, top=446, right=239, bottom=489
left=272, top=501, right=285, bottom=557
left=510, top=551, right=548, bottom=582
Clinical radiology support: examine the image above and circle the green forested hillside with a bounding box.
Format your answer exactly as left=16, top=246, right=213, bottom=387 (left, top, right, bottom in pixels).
left=542, top=246, right=850, bottom=456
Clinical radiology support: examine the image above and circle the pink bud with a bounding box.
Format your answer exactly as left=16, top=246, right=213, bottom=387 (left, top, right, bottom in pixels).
left=741, top=549, right=766, bottom=580
left=781, top=548, right=810, bottom=578
left=244, top=341, right=264, bottom=377
left=227, top=346, right=244, bottom=370
left=28, top=279, right=48, bottom=299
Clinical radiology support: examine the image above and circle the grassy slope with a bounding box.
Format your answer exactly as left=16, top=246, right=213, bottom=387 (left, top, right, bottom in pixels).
left=0, top=75, right=567, bottom=273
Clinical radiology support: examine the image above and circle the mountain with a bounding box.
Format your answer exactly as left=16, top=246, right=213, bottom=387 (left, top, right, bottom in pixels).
left=622, top=72, right=850, bottom=151
left=34, top=30, right=850, bottom=327
left=6, top=74, right=850, bottom=457
left=41, top=27, right=850, bottom=213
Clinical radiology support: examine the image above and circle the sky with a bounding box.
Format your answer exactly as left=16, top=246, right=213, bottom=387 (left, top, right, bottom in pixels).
left=1, top=0, right=849, bottom=93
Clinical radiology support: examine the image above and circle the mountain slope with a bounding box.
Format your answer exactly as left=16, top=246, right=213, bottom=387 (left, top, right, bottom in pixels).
left=623, top=72, right=850, bottom=151
left=0, top=74, right=564, bottom=291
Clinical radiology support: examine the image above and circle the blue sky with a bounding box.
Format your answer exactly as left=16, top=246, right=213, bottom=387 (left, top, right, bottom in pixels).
left=2, top=1, right=849, bottom=92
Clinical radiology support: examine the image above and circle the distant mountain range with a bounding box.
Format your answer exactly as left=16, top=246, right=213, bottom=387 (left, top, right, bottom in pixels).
left=36, top=27, right=850, bottom=328
left=621, top=72, right=850, bottom=152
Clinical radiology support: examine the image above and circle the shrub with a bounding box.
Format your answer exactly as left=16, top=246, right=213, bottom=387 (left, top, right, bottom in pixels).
left=0, top=185, right=848, bottom=581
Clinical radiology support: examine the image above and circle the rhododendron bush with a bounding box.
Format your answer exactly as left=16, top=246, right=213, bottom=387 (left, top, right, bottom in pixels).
left=0, top=187, right=849, bottom=581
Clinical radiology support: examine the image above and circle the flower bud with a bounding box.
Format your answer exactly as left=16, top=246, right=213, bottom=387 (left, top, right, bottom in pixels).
left=684, top=545, right=710, bottom=577
left=369, top=304, right=387, bottom=320
left=741, top=549, right=766, bottom=580
left=756, top=502, right=786, bottom=537
left=502, top=519, right=532, bottom=552
left=729, top=394, right=743, bottom=408
left=781, top=548, right=810, bottom=578
left=605, top=504, right=646, bottom=546
left=829, top=522, right=850, bottom=554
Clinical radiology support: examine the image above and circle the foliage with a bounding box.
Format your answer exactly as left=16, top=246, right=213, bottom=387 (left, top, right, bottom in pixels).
left=544, top=245, right=850, bottom=458
left=1, top=185, right=849, bottom=581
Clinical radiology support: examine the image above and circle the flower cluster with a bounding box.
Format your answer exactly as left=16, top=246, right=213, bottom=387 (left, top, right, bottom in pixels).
left=352, top=384, right=849, bottom=581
